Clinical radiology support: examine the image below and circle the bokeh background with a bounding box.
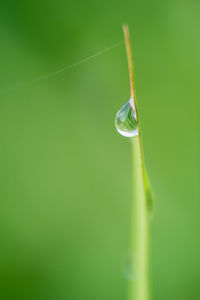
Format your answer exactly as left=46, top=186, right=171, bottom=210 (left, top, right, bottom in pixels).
left=0, top=1, right=199, bottom=299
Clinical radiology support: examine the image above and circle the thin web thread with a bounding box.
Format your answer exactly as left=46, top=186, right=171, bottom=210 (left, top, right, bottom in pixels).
left=1, top=41, right=123, bottom=95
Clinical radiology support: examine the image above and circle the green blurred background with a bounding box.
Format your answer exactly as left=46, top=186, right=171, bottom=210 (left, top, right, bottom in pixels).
left=0, top=1, right=199, bottom=299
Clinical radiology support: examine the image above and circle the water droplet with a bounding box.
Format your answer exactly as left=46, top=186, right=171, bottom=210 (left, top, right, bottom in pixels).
left=115, top=98, right=138, bottom=137
left=122, top=251, right=140, bottom=281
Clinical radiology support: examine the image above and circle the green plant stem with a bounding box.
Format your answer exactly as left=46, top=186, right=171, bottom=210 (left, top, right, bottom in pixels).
left=130, top=137, right=150, bottom=300
left=123, top=25, right=150, bottom=300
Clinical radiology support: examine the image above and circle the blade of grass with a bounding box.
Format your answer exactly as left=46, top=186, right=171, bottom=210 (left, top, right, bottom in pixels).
left=130, top=137, right=150, bottom=300
left=123, top=24, right=151, bottom=300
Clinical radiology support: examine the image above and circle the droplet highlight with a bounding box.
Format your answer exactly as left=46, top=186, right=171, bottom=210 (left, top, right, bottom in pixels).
left=115, top=97, right=138, bottom=137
